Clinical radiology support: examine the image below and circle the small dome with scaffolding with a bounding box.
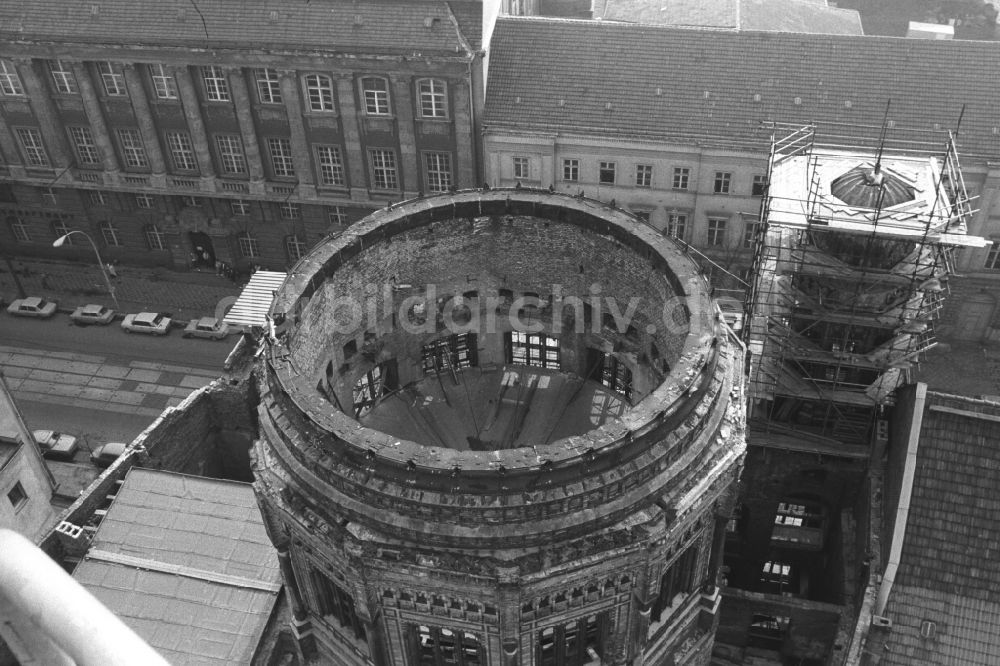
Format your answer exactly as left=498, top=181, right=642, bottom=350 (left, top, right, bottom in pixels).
left=830, top=164, right=916, bottom=209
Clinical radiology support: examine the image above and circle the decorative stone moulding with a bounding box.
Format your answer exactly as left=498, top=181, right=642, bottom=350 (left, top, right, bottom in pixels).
left=252, top=188, right=747, bottom=666
left=256, top=189, right=746, bottom=551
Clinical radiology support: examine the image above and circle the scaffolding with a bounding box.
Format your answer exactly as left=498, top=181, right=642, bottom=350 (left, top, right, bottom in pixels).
left=745, top=124, right=986, bottom=450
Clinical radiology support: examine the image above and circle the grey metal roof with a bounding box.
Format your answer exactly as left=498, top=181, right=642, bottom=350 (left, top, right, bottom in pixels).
left=73, top=469, right=281, bottom=666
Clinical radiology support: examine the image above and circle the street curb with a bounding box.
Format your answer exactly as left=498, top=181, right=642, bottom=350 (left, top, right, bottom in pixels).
left=53, top=306, right=193, bottom=328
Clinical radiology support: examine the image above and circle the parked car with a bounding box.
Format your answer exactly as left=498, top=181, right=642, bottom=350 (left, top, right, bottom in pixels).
left=90, top=441, right=127, bottom=468
left=32, top=429, right=79, bottom=460
left=70, top=303, right=116, bottom=326
left=7, top=296, right=57, bottom=318
left=183, top=316, right=230, bottom=340
left=121, top=312, right=172, bottom=335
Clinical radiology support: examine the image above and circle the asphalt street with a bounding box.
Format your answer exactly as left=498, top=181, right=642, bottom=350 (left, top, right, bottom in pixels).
left=0, top=313, right=233, bottom=494
left=0, top=310, right=233, bottom=370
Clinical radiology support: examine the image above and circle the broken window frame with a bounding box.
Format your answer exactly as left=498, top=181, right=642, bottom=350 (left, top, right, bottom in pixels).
left=422, top=333, right=478, bottom=374
left=506, top=331, right=560, bottom=370
left=409, top=624, right=484, bottom=666
left=353, top=364, right=384, bottom=417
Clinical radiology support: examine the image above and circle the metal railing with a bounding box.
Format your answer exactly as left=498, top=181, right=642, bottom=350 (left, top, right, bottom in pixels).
left=0, top=529, right=169, bottom=666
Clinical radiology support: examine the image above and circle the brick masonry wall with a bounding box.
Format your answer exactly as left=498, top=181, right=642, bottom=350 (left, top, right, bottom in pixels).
left=715, top=587, right=842, bottom=661
left=295, top=215, right=687, bottom=391
left=141, top=379, right=255, bottom=476
left=728, top=446, right=866, bottom=603
left=38, top=376, right=256, bottom=558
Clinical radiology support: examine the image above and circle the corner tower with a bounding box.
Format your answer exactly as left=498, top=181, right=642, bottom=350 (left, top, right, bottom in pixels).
left=252, top=190, right=746, bottom=665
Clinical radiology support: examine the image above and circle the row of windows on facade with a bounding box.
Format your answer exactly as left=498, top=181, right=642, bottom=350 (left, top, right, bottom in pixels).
left=513, top=156, right=767, bottom=196
left=12, top=125, right=454, bottom=192
left=315, top=574, right=603, bottom=666
left=9, top=190, right=351, bottom=223
left=329, top=567, right=687, bottom=666
left=646, top=211, right=761, bottom=248
left=9, top=217, right=314, bottom=261
left=313, top=568, right=610, bottom=666
left=407, top=615, right=606, bottom=666
left=0, top=60, right=452, bottom=119
left=306, top=539, right=790, bottom=662
left=308, top=554, right=704, bottom=665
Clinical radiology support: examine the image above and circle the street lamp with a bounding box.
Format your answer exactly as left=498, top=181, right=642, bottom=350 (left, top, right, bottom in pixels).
left=52, top=230, right=120, bottom=310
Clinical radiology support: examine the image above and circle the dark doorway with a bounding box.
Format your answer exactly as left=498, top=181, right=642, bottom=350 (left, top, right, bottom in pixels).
left=188, top=231, right=215, bottom=268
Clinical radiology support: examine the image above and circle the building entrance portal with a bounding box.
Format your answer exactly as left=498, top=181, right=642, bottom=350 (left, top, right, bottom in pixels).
left=188, top=231, right=216, bottom=269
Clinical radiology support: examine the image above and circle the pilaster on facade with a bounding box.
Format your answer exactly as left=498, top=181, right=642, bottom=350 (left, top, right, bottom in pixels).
left=629, top=550, right=656, bottom=660
left=278, top=70, right=316, bottom=199
left=15, top=58, right=72, bottom=170
left=452, top=72, right=477, bottom=189
left=276, top=547, right=310, bottom=626
left=496, top=566, right=520, bottom=666
left=391, top=76, right=420, bottom=198
left=227, top=68, right=265, bottom=189
left=336, top=76, right=369, bottom=200
left=122, top=64, right=166, bottom=181
left=343, top=542, right=390, bottom=666
left=0, top=120, right=25, bottom=177
left=172, top=65, right=216, bottom=182
left=197, top=175, right=216, bottom=194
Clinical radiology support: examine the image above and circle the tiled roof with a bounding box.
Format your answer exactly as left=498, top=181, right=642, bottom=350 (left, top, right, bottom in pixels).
left=598, top=0, right=862, bottom=35
left=484, top=17, right=1000, bottom=160
left=601, top=0, right=738, bottom=28
left=739, top=0, right=862, bottom=34
left=0, top=0, right=481, bottom=56
left=449, top=0, right=485, bottom=51
left=883, top=392, right=1000, bottom=665
left=73, top=469, right=281, bottom=665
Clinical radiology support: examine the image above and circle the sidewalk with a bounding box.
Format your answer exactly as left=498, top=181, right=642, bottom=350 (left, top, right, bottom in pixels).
left=0, top=258, right=243, bottom=324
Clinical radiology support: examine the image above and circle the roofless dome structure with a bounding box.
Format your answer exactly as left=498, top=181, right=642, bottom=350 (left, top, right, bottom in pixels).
left=252, top=190, right=746, bottom=666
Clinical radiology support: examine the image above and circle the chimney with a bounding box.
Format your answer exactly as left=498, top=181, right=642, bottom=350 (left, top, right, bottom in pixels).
left=906, top=21, right=954, bottom=39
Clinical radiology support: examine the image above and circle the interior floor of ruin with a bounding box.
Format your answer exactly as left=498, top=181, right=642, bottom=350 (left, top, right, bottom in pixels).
left=360, top=366, right=628, bottom=450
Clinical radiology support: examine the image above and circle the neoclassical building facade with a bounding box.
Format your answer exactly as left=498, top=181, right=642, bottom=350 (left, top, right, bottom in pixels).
left=0, top=0, right=483, bottom=273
